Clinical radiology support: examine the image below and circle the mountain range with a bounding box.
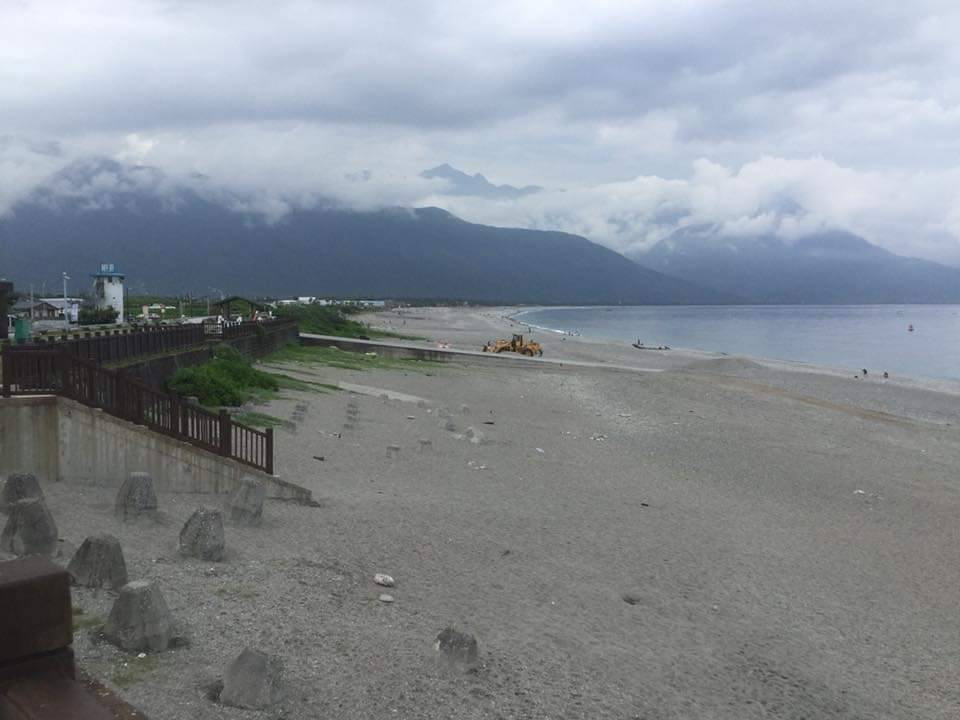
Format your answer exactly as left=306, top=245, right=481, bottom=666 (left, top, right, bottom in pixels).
left=420, top=164, right=542, bottom=200
left=636, top=229, right=960, bottom=304
left=0, top=159, right=729, bottom=304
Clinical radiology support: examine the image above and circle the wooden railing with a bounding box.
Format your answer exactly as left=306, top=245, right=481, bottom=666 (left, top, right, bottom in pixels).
left=2, top=349, right=274, bottom=474
left=2, top=319, right=297, bottom=366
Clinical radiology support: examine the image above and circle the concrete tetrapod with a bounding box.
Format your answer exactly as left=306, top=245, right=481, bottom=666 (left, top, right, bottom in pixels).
left=0, top=472, right=44, bottom=513
left=67, top=534, right=128, bottom=590
left=227, top=479, right=265, bottom=526
left=179, top=508, right=225, bottom=561
left=104, top=581, right=174, bottom=653
left=219, top=647, right=284, bottom=710
left=0, top=498, right=58, bottom=557
left=115, top=472, right=158, bottom=522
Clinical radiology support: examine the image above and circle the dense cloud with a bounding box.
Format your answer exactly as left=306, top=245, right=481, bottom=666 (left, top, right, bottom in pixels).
left=3, top=1, right=960, bottom=263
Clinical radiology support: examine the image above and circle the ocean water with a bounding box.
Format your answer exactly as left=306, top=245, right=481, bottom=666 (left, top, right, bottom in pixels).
left=514, top=305, right=960, bottom=381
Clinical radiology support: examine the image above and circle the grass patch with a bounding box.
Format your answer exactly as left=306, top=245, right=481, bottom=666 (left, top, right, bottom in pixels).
left=168, top=346, right=279, bottom=406
left=275, top=303, right=422, bottom=340
left=231, top=410, right=286, bottom=428
left=72, top=606, right=103, bottom=632
left=112, top=655, right=160, bottom=689
left=266, top=343, right=440, bottom=373
left=271, top=372, right=338, bottom=393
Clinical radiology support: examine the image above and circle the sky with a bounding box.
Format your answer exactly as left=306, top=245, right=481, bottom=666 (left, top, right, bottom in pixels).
left=3, top=0, right=960, bottom=264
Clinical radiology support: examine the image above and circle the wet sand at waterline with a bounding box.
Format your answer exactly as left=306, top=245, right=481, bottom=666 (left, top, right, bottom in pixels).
left=11, top=306, right=959, bottom=718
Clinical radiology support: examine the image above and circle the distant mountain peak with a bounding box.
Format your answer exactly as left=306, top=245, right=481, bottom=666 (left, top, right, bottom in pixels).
left=420, top=164, right=542, bottom=200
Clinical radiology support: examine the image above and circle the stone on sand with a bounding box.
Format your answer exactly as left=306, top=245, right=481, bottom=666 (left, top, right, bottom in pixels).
left=0, top=497, right=58, bottom=556
left=386, top=445, right=401, bottom=459
left=434, top=627, right=479, bottom=669
left=227, top=478, right=265, bottom=526
left=439, top=419, right=457, bottom=432
left=104, top=580, right=174, bottom=653
left=373, top=573, right=395, bottom=587
left=68, top=534, right=128, bottom=589
left=179, top=508, right=225, bottom=561
left=1, top=472, right=44, bottom=512
left=115, top=472, right=158, bottom=521
left=418, top=439, right=434, bottom=454
left=219, top=647, right=284, bottom=710
left=464, top=426, right=484, bottom=445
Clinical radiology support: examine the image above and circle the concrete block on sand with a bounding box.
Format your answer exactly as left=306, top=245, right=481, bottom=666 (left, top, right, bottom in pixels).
left=179, top=508, right=225, bottom=561
left=68, top=534, right=128, bottom=589
left=104, top=580, right=174, bottom=653
left=434, top=627, right=479, bottom=670
left=115, top=472, right=158, bottom=522
left=1, top=472, right=44, bottom=513
left=227, top=478, right=265, bottom=526
left=1, top=498, right=58, bottom=556
left=219, top=647, right=284, bottom=709
left=386, top=444, right=401, bottom=459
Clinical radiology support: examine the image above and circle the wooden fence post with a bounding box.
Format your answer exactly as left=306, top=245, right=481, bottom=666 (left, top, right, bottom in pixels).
left=219, top=410, right=232, bottom=457
left=265, top=427, right=274, bottom=475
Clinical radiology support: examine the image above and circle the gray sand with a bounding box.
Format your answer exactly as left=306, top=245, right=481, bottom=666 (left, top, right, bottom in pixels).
left=9, top=306, right=959, bottom=718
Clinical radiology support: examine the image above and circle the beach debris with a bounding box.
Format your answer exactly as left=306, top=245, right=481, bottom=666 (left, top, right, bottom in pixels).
left=386, top=445, right=401, bottom=459
left=417, top=399, right=428, bottom=408
left=343, top=422, right=355, bottom=431
left=115, top=472, right=158, bottom=522
left=433, top=627, right=479, bottom=670
left=179, top=508, right=226, bottom=561
left=618, top=413, right=632, bottom=418
left=440, top=419, right=457, bottom=432
left=853, top=489, right=866, bottom=495
left=418, top=439, right=434, bottom=454
left=373, top=573, right=395, bottom=587
left=482, top=421, right=495, bottom=425
left=0, top=497, right=59, bottom=557
left=378, top=593, right=395, bottom=603
left=406, top=415, right=416, bottom=420
left=640, top=502, right=650, bottom=508
left=589, top=433, right=607, bottom=442
left=621, top=593, right=642, bottom=606
left=380, top=393, right=390, bottom=403
left=219, top=647, right=285, bottom=710
left=535, top=447, right=544, bottom=454
left=104, top=580, right=175, bottom=653
left=460, top=404, right=470, bottom=415
left=0, top=472, right=44, bottom=512
left=437, top=407, right=450, bottom=418
left=464, top=426, right=484, bottom=445
left=227, top=479, right=265, bottom=526
left=67, top=534, right=128, bottom=589
left=466, top=460, right=488, bottom=471
left=365, top=352, right=378, bottom=357
left=312, top=455, right=325, bottom=462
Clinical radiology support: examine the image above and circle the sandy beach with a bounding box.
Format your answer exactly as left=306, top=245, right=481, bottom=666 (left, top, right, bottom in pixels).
left=9, top=306, right=959, bottom=719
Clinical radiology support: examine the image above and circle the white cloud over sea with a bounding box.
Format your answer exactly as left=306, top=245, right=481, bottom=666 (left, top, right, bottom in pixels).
left=4, top=1, right=960, bottom=263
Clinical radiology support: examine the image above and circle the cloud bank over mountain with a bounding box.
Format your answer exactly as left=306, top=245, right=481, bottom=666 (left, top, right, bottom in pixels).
left=3, top=1, right=960, bottom=264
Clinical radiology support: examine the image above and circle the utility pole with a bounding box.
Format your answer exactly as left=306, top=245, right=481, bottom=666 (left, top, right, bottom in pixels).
left=62, top=272, right=70, bottom=331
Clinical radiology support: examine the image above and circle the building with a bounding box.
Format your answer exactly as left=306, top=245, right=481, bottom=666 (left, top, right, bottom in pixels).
left=92, top=263, right=125, bottom=324
left=38, top=298, right=82, bottom=324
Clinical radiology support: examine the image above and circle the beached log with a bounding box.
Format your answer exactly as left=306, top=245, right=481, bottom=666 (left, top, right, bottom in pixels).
left=115, top=472, right=158, bottom=522
left=227, top=478, right=265, bottom=526
left=67, top=534, right=128, bottom=589
left=104, top=580, right=174, bottom=653
left=179, top=508, right=225, bottom=561
left=219, top=647, right=284, bottom=709
left=1, top=472, right=44, bottom=513
left=0, top=498, right=58, bottom=556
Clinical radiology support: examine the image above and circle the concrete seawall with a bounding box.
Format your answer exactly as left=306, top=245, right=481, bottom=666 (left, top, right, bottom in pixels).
left=0, top=395, right=311, bottom=503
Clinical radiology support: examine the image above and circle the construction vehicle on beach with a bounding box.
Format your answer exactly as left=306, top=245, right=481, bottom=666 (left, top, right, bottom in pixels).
left=482, top=333, right=543, bottom=357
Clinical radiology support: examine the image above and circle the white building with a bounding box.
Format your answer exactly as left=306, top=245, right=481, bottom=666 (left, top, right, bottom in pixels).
left=38, top=298, right=82, bottom=324
left=92, top=263, right=125, bottom=323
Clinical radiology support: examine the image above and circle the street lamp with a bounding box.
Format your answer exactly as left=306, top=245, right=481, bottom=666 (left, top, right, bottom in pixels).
left=62, top=272, right=70, bottom=331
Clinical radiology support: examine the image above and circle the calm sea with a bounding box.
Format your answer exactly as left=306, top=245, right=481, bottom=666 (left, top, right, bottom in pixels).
left=514, top=305, right=960, bottom=381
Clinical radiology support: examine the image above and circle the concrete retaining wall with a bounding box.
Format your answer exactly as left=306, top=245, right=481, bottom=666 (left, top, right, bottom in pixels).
left=0, top=395, right=311, bottom=503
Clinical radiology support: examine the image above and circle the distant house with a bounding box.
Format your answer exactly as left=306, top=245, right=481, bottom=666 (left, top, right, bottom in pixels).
left=11, top=299, right=61, bottom=320
left=39, top=297, right=82, bottom=324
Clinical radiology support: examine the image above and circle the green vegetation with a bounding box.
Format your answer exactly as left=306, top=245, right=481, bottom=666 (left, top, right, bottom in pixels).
left=78, top=306, right=119, bottom=325
left=275, top=303, right=420, bottom=340
left=266, top=343, right=439, bottom=373
left=112, top=655, right=160, bottom=689
left=71, top=606, right=103, bottom=632
left=230, top=410, right=286, bottom=428
left=168, top=346, right=278, bottom=406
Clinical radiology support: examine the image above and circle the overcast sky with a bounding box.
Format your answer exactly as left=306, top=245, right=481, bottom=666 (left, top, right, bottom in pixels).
left=4, top=0, right=960, bottom=263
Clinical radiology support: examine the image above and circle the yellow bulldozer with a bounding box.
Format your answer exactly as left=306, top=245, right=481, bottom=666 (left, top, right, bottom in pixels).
left=482, top=333, right=543, bottom=357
